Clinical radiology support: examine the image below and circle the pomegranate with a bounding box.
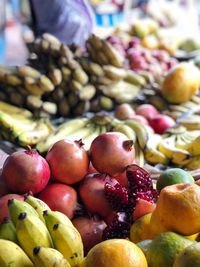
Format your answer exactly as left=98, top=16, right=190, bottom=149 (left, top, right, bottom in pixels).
left=149, top=114, right=176, bottom=134
left=38, top=183, right=77, bottom=219
left=113, top=171, right=128, bottom=188
left=79, top=173, right=114, bottom=217
left=72, top=216, right=107, bottom=255
left=0, top=194, right=24, bottom=223
left=2, top=148, right=50, bottom=194
left=90, top=132, right=135, bottom=176
left=46, top=139, right=89, bottom=184
left=135, top=104, right=159, bottom=121
left=0, top=174, right=9, bottom=197
left=114, top=103, right=135, bottom=120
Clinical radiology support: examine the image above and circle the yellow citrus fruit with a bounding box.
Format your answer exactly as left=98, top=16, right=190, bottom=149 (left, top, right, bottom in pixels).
left=146, top=231, right=195, bottom=267
left=84, top=239, right=147, bottom=267
left=130, top=213, right=152, bottom=243
left=173, top=242, right=200, bottom=267
left=150, top=183, right=200, bottom=237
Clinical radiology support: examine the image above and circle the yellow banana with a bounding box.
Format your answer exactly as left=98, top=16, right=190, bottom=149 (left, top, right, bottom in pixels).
left=38, top=75, right=54, bottom=92
left=43, top=210, right=74, bottom=228
left=32, top=246, right=71, bottom=267
left=176, top=134, right=200, bottom=156
left=0, top=217, right=18, bottom=243
left=185, top=155, right=200, bottom=170
left=17, top=66, right=41, bottom=79
left=0, top=100, right=32, bottom=118
left=16, top=212, right=53, bottom=260
left=24, top=77, right=44, bottom=96
left=5, top=74, right=22, bottom=86
left=46, top=223, right=84, bottom=267
left=24, top=194, right=51, bottom=223
left=134, top=141, right=145, bottom=167
left=179, top=115, right=200, bottom=130
left=81, top=125, right=101, bottom=151
left=0, top=239, right=34, bottom=267
left=63, top=123, right=95, bottom=142
left=8, top=198, right=39, bottom=226
left=48, top=68, right=62, bottom=86
left=112, top=123, right=137, bottom=144
left=125, top=119, right=150, bottom=149
left=36, top=118, right=89, bottom=153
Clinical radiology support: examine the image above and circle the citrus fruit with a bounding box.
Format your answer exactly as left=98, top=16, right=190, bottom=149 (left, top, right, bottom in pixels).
left=146, top=231, right=195, bottom=267
left=84, top=239, right=148, bottom=267
left=137, top=240, right=152, bottom=256
left=173, top=242, right=200, bottom=267
left=130, top=213, right=152, bottom=243
left=150, top=183, right=200, bottom=236
left=156, top=168, right=194, bottom=192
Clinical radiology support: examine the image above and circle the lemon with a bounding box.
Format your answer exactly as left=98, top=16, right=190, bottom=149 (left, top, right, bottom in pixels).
left=146, top=231, right=196, bottom=267
left=156, top=168, right=194, bottom=192
left=130, top=213, right=152, bottom=243
left=84, top=239, right=147, bottom=267
left=173, top=242, right=200, bottom=267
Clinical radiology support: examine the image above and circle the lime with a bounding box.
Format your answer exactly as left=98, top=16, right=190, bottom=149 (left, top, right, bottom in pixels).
left=156, top=168, right=194, bottom=192
left=174, top=242, right=200, bottom=267
left=137, top=240, right=152, bottom=256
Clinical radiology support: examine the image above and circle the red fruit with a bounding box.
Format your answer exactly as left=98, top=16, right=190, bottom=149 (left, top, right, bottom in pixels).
left=88, top=162, right=99, bottom=174
left=46, top=139, right=89, bottom=185
left=90, top=132, right=135, bottom=176
left=129, top=114, right=149, bottom=125
left=133, top=198, right=156, bottom=221
left=135, top=104, right=159, bottom=121
left=0, top=174, right=9, bottom=197
left=114, top=103, right=135, bottom=120
left=79, top=173, right=113, bottom=217
left=2, top=149, right=50, bottom=194
left=0, top=194, right=23, bottom=223
left=113, top=171, right=128, bottom=188
left=72, top=216, right=107, bottom=255
left=149, top=114, right=176, bottom=134
left=38, top=183, right=77, bottom=219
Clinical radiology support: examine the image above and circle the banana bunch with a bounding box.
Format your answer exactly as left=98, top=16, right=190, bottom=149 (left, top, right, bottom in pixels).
left=0, top=101, right=52, bottom=146
left=0, top=194, right=84, bottom=267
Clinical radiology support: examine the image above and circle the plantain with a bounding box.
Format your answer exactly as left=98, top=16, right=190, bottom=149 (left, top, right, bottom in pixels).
left=24, top=77, right=44, bottom=96
left=78, top=84, right=96, bottom=101
left=72, top=68, right=88, bottom=85
left=48, top=68, right=62, bottom=86
left=38, top=75, right=54, bottom=92
left=17, top=66, right=41, bottom=79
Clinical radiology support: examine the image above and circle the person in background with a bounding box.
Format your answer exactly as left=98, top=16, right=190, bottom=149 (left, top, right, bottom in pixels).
left=29, top=0, right=95, bottom=46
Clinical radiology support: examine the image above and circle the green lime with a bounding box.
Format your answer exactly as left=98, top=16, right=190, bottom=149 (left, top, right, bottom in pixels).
left=174, top=242, right=200, bottom=267
left=146, top=232, right=196, bottom=267
left=137, top=240, right=152, bottom=256
left=156, top=168, right=194, bottom=192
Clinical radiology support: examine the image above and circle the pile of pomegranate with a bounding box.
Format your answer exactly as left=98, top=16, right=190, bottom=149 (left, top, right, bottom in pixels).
left=0, top=132, right=157, bottom=255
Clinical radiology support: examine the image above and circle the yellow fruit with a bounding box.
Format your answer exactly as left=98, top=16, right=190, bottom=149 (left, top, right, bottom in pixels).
left=150, top=183, right=200, bottom=237
left=84, top=239, right=147, bottom=267
left=130, top=213, right=152, bottom=243
left=161, top=63, right=200, bottom=104
left=146, top=232, right=195, bottom=267
left=173, top=242, right=200, bottom=267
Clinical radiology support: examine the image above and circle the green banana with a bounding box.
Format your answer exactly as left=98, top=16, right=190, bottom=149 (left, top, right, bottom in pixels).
left=32, top=246, right=71, bottom=267
left=0, top=239, right=34, bottom=267
left=112, top=123, right=137, bottom=143
left=24, top=194, right=50, bottom=223
left=8, top=198, right=39, bottom=226
left=0, top=217, right=18, bottom=243
left=43, top=210, right=74, bottom=228
left=16, top=212, right=53, bottom=260
left=46, top=223, right=84, bottom=267
left=125, top=119, right=150, bottom=149
left=36, top=118, right=89, bottom=153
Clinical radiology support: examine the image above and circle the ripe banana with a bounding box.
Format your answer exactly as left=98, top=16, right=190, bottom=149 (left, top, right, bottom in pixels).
left=0, top=217, right=18, bottom=243
left=112, top=123, right=137, bottom=144
left=46, top=223, right=84, bottom=267
left=62, top=123, right=95, bottom=142
left=0, top=239, right=34, bottom=267
left=17, top=66, right=41, bottom=79
left=185, top=155, right=200, bottom=170
left=8, top=198, right=39, bottom=226
left=43, top=210, right=74, bottom=228
left=179, top=115, right=200, bottom=130
left=32, top=246, right=71, bottom=267
left=125, top=119, right=150, bottom=149
left=81, top=125, right=102, bottom=151
left=16, top=212, right=53, bottom=260
left=36, top=118, right=89, bottom=153
left=0, top=100, right=32, bottom=118
left=176, top=135, right=200, bottom=156
left=134, top=141, right=145, bottom=167
left=24, top=194, right=50, bottom=223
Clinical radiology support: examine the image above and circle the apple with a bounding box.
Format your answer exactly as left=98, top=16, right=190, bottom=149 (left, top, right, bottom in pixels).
left=114, top=103, right=135, bottom=120
left=149, top=114, right=176, bottom=134
left=135, top=104, right=159, bottom=121
left=38, top=183, right=77, bottom=219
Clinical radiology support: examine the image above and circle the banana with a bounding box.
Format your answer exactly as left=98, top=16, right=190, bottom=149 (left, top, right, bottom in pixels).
left=185, top=155, right=200, bottom=170
left=64, top=123, right=95, bottom=142
left=134, top=141, right=145, bottom=167
left=103, top=65, right=126, bottom=81
left=125, top=119, right=150, bottom=149
left=46, top=223, right=84, bottom=267
left=48, top=68, right=62, bottom=86
left=73, top=68, right=88, bottom=85
left=24, top=77, right=44, bottom=96
left=16, top=212, right=53, bottom=260
left=32, top=246, right=71, bottom=267
left=5, top=74, right=22, bottom=86
left=24, top=194, right=51, bottom=223
left=112, top=123, right=137, bottom=143
left=38, top=75, right=54, bottom=92
left=0, top=100, right=32, bottom=117
left=8, top=198, right=40, bottom=226
left=0, top=217, right=18, bottom=243
left=179, top=115, right=200, bottom=130
left=43, top=210, right=74, bottom=228
left=176, top=135, right=200, bottom=156
left=17, top=66, right=41, bottom=79
left=79, top=84, right=96, bottom=101
left=81, top=125, right=101, bottom=151
left=36, top=118, right=89, bottom=153
left=42, top=33, right=61, bottom=46
left=124, top=70, right=146, bottom=86
left=158, top=135, right=191, bottom=165
left=99, top=96, right=114, bottom=111
left=0, top=239, right=34, bottom=267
